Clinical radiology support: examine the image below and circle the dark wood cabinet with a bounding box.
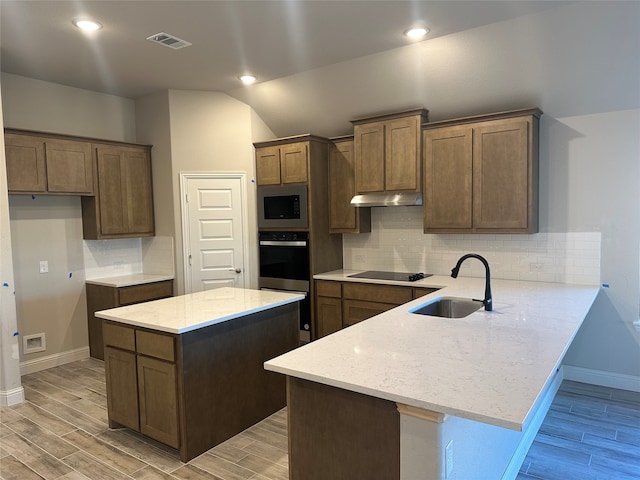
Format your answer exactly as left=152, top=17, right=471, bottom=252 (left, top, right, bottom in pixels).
left=102, top=301, right=299, bottom=462
left=255, top=141, right=308, bottom=185
left=103, top=322, right=179, bottom=449
left=86, top=280, right=174, bottom=360
left=328, top=136, right=371, bottom=234
left=315, top=280, right=438, bottom=337
left=82, top=144, right=155, bottom=239
left=5, top=132, right=93, bottom=195
left=352, top=109, right=428, bottom=195
left=423, top=108, right=541, bottom=234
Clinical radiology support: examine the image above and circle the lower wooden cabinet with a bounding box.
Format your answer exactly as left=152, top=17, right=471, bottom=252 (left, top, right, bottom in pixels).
left=315, top=280, right=438, bottom=338
left=86, top=280, right=174, bottom=360
left=103, top=322, right=179, bottom=449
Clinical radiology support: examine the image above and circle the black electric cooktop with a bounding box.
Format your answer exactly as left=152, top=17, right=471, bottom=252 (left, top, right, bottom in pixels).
left=347, top=271, right=432, bottom=282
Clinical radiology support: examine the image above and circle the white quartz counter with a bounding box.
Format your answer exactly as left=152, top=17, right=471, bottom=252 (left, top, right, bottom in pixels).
left=265, top=270, right=600, bottom=431
left=86, top=273, right=174, bottom=288
left=96, top=287, right=305, bottom=334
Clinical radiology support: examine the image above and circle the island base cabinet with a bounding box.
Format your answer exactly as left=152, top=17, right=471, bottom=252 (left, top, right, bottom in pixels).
left=104, top=346, right=139, bottom=432
left=137, top=356, right=179, bottom=449
left=287, top=376, right=400, bottom=480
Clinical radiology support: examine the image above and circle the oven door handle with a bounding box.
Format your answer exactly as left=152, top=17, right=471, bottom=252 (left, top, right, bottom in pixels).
left=259, top=240, right=308, bottom=247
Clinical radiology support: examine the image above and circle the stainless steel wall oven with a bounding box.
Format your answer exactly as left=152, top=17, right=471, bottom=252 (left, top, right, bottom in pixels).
left=258, top=231, right=311, bottom=340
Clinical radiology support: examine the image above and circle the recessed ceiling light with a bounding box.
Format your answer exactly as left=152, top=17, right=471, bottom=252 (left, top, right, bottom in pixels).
left=239, top=75, right=257, bottom=85
left=73, top=19, right=102, bottom=32
left=404, top=27, right=429, bottom=39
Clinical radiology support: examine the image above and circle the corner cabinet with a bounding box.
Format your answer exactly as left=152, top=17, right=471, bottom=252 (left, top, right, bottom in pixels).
left=351, top=109, right=428, bottom=194
left=328, top=136, right=371, bottom=234
left=4, top=131, right=94, bottom=195
left=423, top=108, right=541, bottom=234
left=82, top=144, right=155, bottom=239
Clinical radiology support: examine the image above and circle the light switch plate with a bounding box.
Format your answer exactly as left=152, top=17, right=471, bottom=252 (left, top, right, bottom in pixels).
left=39, top=260, right=48, bottom=273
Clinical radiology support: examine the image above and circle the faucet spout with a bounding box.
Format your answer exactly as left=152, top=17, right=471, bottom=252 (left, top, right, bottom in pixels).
left=451, top=254, right=493, bottom=311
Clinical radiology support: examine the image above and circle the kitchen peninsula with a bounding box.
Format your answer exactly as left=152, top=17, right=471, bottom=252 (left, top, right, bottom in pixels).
left=96, top=287, right=303, bottom=462
left=265, top=272, right=600, bottom=480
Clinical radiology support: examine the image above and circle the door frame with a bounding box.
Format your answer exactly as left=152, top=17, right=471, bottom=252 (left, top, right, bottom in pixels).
left=179, top=172, right=251, bottom=294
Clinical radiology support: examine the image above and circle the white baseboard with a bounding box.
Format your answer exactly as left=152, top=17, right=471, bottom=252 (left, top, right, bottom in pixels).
left=0, top=386, right=25, bottom=406
left=20, top=346, right=91, bottom=375
left=562, top=365, right=640, bottom=393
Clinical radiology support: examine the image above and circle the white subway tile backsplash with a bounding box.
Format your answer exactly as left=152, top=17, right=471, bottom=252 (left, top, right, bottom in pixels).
left=343, top=207, right=601, bottom=285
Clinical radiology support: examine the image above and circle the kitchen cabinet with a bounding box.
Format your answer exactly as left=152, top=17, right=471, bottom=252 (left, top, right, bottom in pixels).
left=328, top=136, right=371, bottom=234
left=99, top=290, right=300, bottom=462
left=255, top=140, right=308, bottom=185
left=86, top=279, right=174, bottom=360
left=315, top=280, right=438, bottom=337
left=423, top=108, right=541, bottom=234
left=351, top=109, right=428, bottom=194
left=103, top=322, right=179, bottom=448
left=82, top=144, right=155, bottom=239
left=5, top=131, right=93, bottom=195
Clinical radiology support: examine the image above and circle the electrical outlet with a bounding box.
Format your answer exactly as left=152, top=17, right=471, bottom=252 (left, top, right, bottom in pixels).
left=39, top=260, right=49, bottom=274
left=529, top=262, right=544, bottom=272
left=445, top=440, right=454, bottom=478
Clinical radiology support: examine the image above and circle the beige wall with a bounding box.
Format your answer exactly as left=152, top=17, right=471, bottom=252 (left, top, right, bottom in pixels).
left=1, top=73, right=137, bottom=368
left=136, top=89, right=274, bottom=294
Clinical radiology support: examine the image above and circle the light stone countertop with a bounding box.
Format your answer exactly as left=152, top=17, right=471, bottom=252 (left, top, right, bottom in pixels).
left=95, top=287, right=305, bottom=334
left=86, top=273, right=175, bottom=288
left=265, top=270, right=600, bottom=431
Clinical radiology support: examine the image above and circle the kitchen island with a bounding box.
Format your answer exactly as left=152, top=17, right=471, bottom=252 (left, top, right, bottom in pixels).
left=96, top=287, right=304, bottom=462
left=265, top=271, right=600, bottom=479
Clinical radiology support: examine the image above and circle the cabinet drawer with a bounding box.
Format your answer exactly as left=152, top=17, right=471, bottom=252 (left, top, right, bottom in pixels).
left=103, top=322, right=135, bottom=351
left=316, top=280, right=341, bottom=298
left=342, top=299, right=397, bottom=326
left=136, top=330, right=175, bottom=362
left=343, top=283, right=412, bottom=304
left=118, top=281, right=173, bottom=306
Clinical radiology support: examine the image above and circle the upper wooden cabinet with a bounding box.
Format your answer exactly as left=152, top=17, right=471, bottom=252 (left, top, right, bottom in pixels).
left=82, top=144, right=155, bottom=239
left=328, top=136, right=371, bottom=234
left=255, top=141, right=308, bottom=185
left=351, top=109, right=428, bottom=194
left=423, top=108, right=541, bottom=234
left=5, top=131, right=93, bottom=195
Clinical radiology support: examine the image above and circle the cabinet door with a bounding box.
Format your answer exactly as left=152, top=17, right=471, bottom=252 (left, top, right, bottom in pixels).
left=256, top=146, right=281, bottom=185
left=317, top=296, right=343, bottom=338
left=137, top=355, right=180, bottom=448
left=45, top=140, right=94, bottom=194
left=354, top=122, right=385, bottom=193
left=104, top=346, right=139, bottom=431
left=342, top=299, right=396, bottom=327
left=329, top=141, right=358, bottom=231
left=473, top=119, right=530, bottom=231
left=96, top=147, right=127, bottom=235
left=385, top=116, right=421, bottom=192
left=4, top=134, right=46, bottom=192
left=280, top=142, right=308, bottom=184
left=423, top=127, right=474, bottom=232
left=122, top=147, right=154, bottom=235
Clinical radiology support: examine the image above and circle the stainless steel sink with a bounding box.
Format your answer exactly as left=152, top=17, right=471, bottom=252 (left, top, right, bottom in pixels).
left=410, top=296, right=483, bottom=318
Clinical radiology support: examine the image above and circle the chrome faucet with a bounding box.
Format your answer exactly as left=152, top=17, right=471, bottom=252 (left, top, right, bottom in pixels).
left=451, top=254, right=493, bottom=311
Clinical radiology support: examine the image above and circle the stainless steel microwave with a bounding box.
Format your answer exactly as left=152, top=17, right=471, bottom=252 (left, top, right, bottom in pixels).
left=257, top=185, right=308, bottom=229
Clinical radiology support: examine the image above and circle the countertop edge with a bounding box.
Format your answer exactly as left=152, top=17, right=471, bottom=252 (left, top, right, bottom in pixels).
left=86, top=274, right=174, bottom=288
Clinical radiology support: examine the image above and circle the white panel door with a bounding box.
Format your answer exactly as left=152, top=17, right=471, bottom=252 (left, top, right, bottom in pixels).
left=183, top=175, right=246, bottom=293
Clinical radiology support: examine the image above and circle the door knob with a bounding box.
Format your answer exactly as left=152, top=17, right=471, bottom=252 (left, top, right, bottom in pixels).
left=229, top=268, right=242, bottom=274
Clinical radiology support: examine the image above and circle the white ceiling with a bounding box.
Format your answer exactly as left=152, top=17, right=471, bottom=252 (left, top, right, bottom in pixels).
left=2, top=1, right=638, bottom=138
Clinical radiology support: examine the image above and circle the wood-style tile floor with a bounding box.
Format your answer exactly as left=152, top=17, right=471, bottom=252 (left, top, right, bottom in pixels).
left=1, top=358, right=638, bottom=479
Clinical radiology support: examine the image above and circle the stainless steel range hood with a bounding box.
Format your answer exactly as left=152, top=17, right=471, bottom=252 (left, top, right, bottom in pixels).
left=350, top=192, right=423, bottom=207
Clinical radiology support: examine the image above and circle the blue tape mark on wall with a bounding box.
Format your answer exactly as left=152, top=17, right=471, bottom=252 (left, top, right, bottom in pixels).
left=31, top=194, right=35, bottom=200
left=13, top=332, right=19, bottom=336
left=69, top=272, right=73, bottom=278
left=602, top=283, right=610, bottom=288
left=2, top=282, right=9, bottom=287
